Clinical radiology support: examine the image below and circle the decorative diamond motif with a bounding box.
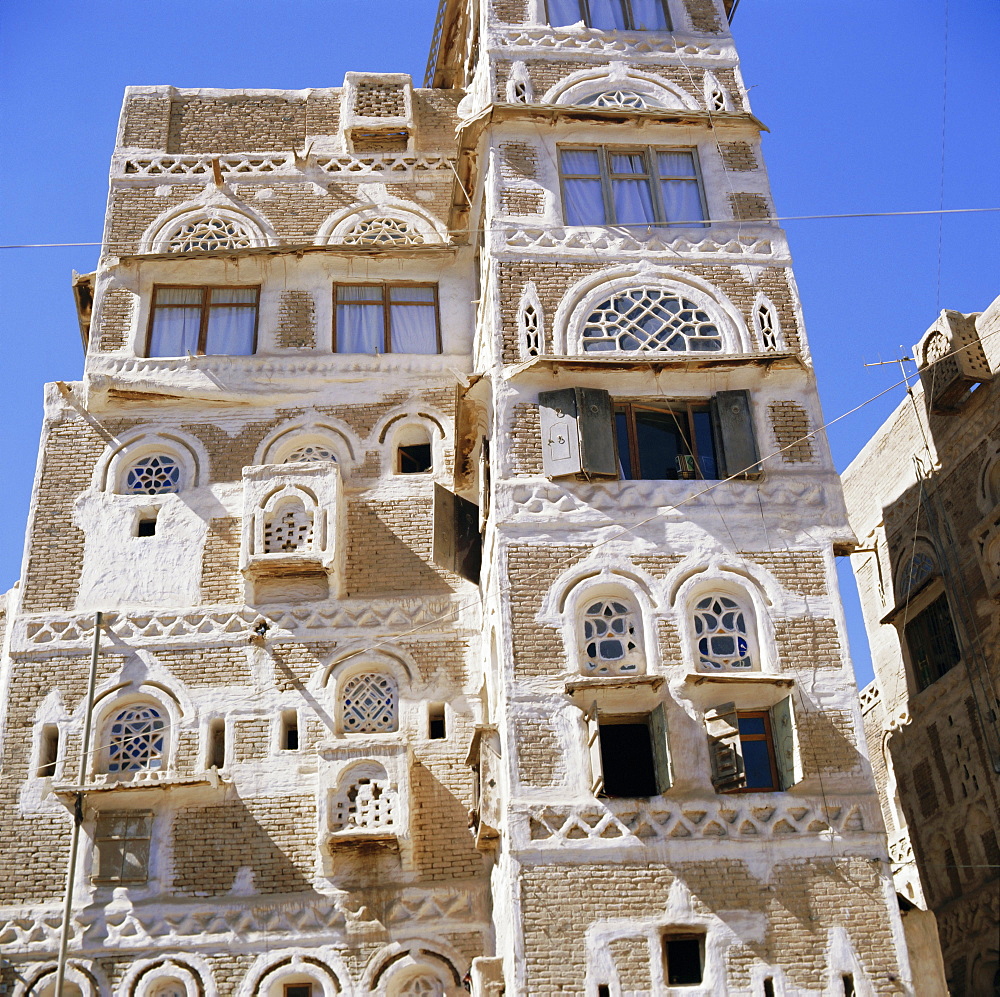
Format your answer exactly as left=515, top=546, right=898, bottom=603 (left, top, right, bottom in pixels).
left=582, top=288, right=723, bottom=353
left=580, top=89, right=649, bottom=109
left=108, top=705, right=165, bottom=772
left=342, top=672, right=398, bottom=732
left=694, top=595, right=752, bottom=670
left=166, top=216, right=254, bottom=252
left=125, top=455, right=180, bottom=495
left=342, top=217, right=424, bottom=247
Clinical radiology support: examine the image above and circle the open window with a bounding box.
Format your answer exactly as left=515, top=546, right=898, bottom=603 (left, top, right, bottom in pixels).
left=395, top=425, right=433, bottom=474
left=705, top=699, right=796, bottom=793
left=663, top=932, right=705, bottom=986
left=539, top=387, right=760, bottom=480
left=586, top=702, right=670, bottom=798
left=432, top=483, right=482, bottom=583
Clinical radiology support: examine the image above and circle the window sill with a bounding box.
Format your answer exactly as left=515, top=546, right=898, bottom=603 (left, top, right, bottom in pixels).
left=685, top=673, right=793, bottom=687
left=504, top=351, right=802, bottom=380
left=52, top=772, right=221, bottom=798
left=566, top=674, right=665, bottom=695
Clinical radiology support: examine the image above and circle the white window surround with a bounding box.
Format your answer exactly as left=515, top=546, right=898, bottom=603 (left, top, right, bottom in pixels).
left=329, top=760, right=398, bottom=834
left=517, top=282, right=545, bottom=360
left=141, top=201, right=274, bottom=255
left=315, top=204, right=447, bottom=247
left=100, top=433, right=204, bottom=494
left=118, top=957, right=216, bottom=997
left=579, top=595, right=645, bottom=675
left=257, top=422, right=357, bottom=468
left=703, top=70, right=732, bottom=113
left=245, top=955, right=344, bottom=997
left=559, top=272, right=745, bottom=356
left=90, top=688, right=182, bottom=779
left=545, top=68, right=698, bottom=111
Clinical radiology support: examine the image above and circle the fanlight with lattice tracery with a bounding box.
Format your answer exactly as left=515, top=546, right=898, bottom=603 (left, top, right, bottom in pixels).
left=581, top=288, right=723, bottom=353
left=579, top=89, right=650, bottom=109
left=342, top=672, right=398, bottom=733
left=124, top=454, right=181, bottom=495
left=341, top=217, right=425, bottom=247
left=107, top=704, right=166, bottom=772
left=694, top=595, right=753, bottom=670
left=284, top=443, right=338, bottom=464
left=165, top=216, right=255, bottom=252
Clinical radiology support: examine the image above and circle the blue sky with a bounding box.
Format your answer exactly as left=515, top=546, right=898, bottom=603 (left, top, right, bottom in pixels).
left=1, top=0, right=998, bottom=687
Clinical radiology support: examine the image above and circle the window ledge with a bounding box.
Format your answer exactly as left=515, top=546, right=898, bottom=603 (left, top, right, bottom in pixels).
left=52, top=773, right=220, bottom=798
left=503, top=351, right=803, bottom=380
left=317, top=736, right=410, bottom=760
left=684, top=672, right=794, bottom=687
left=566, top=674, right=665, bottom=695
left=327, top=828, right=400, bottom=847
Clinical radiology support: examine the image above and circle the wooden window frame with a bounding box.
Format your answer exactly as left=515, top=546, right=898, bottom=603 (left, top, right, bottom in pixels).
left=333, top=282, right=442, bottom=354
left=662, top=931, right=706, bottom=986
left=557, top=145, right=707, bottom=228
left=93, top=810, right=153, bottom=885
left=146, top=285, right=260, bottom=357
left=283, top=985, right=313, bottom=997
left=733, top=709, right=780, bottom=793
left=614, top=400, right=716, bottom=480
left=545, top=0, right=673, bottom=31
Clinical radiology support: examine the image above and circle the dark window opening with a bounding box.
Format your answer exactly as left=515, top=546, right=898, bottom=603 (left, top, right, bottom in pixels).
left=763, top=979, right=775, bottom=997
left=597, top=986, right=611, bottom=997
left=136, top=514, right=157, bottom=537
left=600, top=721, right=657, bottom=797
left=905, top=593, right=961, bottom=691
left=429, top=704, right=446, bottom=740
left=738, top=711, right=780, bottom=792
left=148, top=285, right=259, bottom=357
left=615, top=402, right=717, bottom=480
left=399, top=443, right=433, bottom=473
left=546, top=0, right=671, bottom=32
left=334, top=283, right=441, bottom=354
left=281, top=710, right=299, bottom=751
left=842, top=973, right=855, bottom=997
left=664, top=934, right=704, bottom=986
left=209, top=718, right=226, bottom=769
left=558, top=146, right=704, bottom=228
left=285, top=986, right=313, bottom=997
left=38, top=724, right=59, bottom=777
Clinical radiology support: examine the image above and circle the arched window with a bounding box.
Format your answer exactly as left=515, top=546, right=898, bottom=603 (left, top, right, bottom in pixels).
left=150, top=982, right=186, bottom=997
left=898, top=550, right=935, bottom=600
left=284, top=442, right=338, bottom=464
left=704, top=72, right=728, bottom=112
left=123, top=454, right=181, bottom=495
left=263, top=496, right=315, bottom=553
left=342, top=672, right=398, bottom=733
left=107, top=703, right=166, bottom=772
left=164, top=215, right=255, bottom=252
left=581, top=597, right=642, bottom=674
left=395, top=425, right=433, bottom=474
left=578, top=89, right=650, bottom=110
left=396, top=973, right=447, bottom=997
left=518, top=283, right=544, bottom=360
left=693, top=594, right=754, bottom=671
left=581, top=288, right=723, bottom=354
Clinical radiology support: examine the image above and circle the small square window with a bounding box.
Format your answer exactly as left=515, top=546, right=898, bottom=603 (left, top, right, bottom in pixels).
left=428, top=703, right=446, bottom=739
left=398, top=443, right=433, bottom=473
left=136, top=516, right=157, bottom=537
left=663, top=933, right=704, bottom=986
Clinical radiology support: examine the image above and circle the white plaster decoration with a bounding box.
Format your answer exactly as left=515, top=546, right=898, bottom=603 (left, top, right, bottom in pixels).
left=395, top=973, right=446, bottom=997
left=143, top=203, right=272, bottom=255
left=316, top=203, right=446, bottom=247
left=330, top=762, right=398, bottom=832
left=119, top=956, right=213, bottom=997
left=703, top=71, right=732, bottom=112
left=498, top=224, right=785, bottom=262
left=285, top=443, right=339, bottom=463
left=580, top=286, right=724, bottom=354
left=492, top=25, right=728, bottom=58
left=858, top=682, right=881, bottom=714
left=263, top=496, right=315, bottom=553
left=506, top=62, right=533, bottom=103
left=106, top=703, right=166, bottom=772
left=557, top=265, right=749, bottom=355
left=18, top=598, right=461, bottom=649
left=546, top=66, right=697, bottom=110
left=517, top=282, right=544, bottom=359
left=579, top=89, right=651, bottom=109
left=580, top=598, right=642, bottom=674
left=519, top=796, right=871, bottom=846
left=118, top=153, right=297, bottom=179
left=245, top=953, right=343, bottom=997
left=753, top=295, right=784, bottom=351
left=692, top=594, right=754, bottom=671
left=259, top=421, right=357, bottom=467
left=99, top=432, right=204, bottom=494
left=341, top=672, right=399, bottom=733
left=314, top=154, right=456, bottom=176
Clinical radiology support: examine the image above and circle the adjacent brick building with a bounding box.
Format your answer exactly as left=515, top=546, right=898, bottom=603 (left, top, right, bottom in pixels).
left=1, top=0, right=915, bottom=994
left=845, top=298, right=1000, bottom=997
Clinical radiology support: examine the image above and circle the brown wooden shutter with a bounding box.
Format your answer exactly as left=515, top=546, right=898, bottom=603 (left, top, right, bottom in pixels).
left=705, top=701, right=744, bottom=791
left=432, top=483, right=482, bottom=583
left=585, top=702, right=605, bottom=796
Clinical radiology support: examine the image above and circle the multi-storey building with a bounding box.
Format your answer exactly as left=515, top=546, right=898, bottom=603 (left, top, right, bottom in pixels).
left=845, top=298, right=1000, bottom=997
left=1, top=0, right=914, bottom=994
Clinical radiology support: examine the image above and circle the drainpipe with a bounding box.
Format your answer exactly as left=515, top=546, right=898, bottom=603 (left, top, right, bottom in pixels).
left=54, top=611, right=103, bottom=995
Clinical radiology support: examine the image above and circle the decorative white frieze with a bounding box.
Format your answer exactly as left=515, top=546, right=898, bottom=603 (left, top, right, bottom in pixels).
left=497, top=225, right=787, bottom=263
left=0, top=887, right=486, bottom=952
left=17, top=599, right=461, bottom=651
left=490, top=27, right=730, bottom=60
left=517, top=796, right=874, bottom=848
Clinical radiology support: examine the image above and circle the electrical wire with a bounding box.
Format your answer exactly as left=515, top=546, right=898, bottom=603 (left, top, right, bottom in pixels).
left=1, top=206, right=999, bottom=251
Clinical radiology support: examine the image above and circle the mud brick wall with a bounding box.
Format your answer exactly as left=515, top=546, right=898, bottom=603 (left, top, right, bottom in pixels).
left=95, top=287, right=136, bottom=352
left=683, top=0, right=723, bottom=32
left=515, top=719, right=565, bottom=786
left=729, top=192, right=771, bottom=222
left=200, top=517, right=243, bottom=604
left=739, top=550, right=827, bottom=596
left=171, top=795, right=315, bottom=895
left=233, top=718, right=271, bottom=762
left=509, top=402, right=543, bottom=475
left=769, top=402, right=816, bottom=462
left=718, top=141, right=758, bottom=172
left=774, top=617, right=843, bottom=671
left=167, top=96, right=307, bottom=154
